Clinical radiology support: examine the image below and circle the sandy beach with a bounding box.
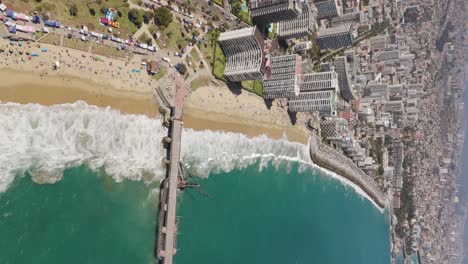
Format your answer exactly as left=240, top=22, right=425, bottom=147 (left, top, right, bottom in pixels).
left=0, top=39, right=309, bottom=143
left=184, top=85, right=310, bottom=143
left=0, top=68, right=158, bottom=116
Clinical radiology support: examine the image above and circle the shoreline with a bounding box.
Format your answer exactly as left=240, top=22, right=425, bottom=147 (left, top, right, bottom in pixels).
left=0, top=68, right=309, bottom=143
left=183, top=106, right=309, bottom=144
left=0, top=69, right=158, bottom=117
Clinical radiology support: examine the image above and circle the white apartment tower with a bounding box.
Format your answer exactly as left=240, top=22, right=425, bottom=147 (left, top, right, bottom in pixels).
left=218, top=27, right=266, bottom=82
left=277, top=0, right=317, bottom=39
left=263, top=54, right=302, bottom=99
left=250, top=0, right=303, bottom=23
left=316, top=24, right=354, bottom=50
left=288, top=71, right=340, bottom=116
left=313, top=0, right=341, bottom=19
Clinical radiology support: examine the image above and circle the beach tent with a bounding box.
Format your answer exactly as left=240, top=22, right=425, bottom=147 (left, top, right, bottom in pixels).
left=17, top=25, right=35, bottom=34
left=0, top=4, right=7, bottom=12
left=31, top=52, right=39, bottom=57
left=9, top=26, right=16, bottom=34
left=45, top=20, right=60, bottom=28
left=16, top=13, right=30, bottom=21
left=41, top=48, right=48, bottom=52
left=100, top=18, right=109, bottom=25
left=6, top=10, right=14, bottom=18
left=9, top=41, right=14, bottom=45
left=32, top=15, right=42, bottom=23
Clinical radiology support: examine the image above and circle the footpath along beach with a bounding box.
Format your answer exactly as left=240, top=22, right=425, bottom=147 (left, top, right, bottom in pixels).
left=0, top=39, right=309, bottom=143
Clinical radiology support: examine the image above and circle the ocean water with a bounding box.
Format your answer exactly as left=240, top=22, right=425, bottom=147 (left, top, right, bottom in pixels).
left=0, top=166, right=157, bottom=264
left=175, top=162, right=391, bottom=264
left=0, top=102, right=391, bottom=263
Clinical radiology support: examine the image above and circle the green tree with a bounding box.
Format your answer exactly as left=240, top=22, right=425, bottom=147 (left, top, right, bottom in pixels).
left=213, top=14, right=220, bottom=21
left=69, top=3, right=78, bottom=16
left=128, top=8, right=143, bottom=27
left=177, top=63, right=188, bottom=75
left=143, top=10, right=154, bottom=24
left=154, top=7, right=173, bottom=27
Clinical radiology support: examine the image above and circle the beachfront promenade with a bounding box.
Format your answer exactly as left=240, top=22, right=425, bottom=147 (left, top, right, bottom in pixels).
left=156, top=72, right=188, bottom=264
left=309, top=132, right=387, bottom=209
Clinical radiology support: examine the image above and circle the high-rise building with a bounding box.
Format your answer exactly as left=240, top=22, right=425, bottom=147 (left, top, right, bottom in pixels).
left=331, top=11, right=364, bottom=26
left=333, top=56, right=356, bottom=102
left=365, top=83, right=389, bottom=101
left=277, top=0, right=317, bottom=39
left=288, top=90, right=338, bottom=115
left=263, top=54, right=302, bottom=99
left=218, top=27, right=266, bottom=82
left=313, top=0, right=340, bottom=19
left=316, top=24, right=354, bottom=50
left=250, top=0, right=302, bottom=23
left=288, top=71, right=340, bottom=116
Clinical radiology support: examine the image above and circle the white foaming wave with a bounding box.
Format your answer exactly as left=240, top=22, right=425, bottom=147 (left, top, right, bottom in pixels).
left=0, top=101, right=167, bottom=192
left=181, top=129, right=385, bottom=211
left=181, top=129, right=312, bottom=178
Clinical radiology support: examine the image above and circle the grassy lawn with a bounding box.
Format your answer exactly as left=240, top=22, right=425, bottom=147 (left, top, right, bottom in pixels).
left=212, top=41, right=225, bottom=80
left=154, top=22, right=189, bottom=52
left=197, top=30, right=225, bottom=80
left=4, top=0, right=138, bottom=37
left=191, top=76, right=212, bottom=90
left=38, top=33, right=61, bottom=45
left=34, top=31, right=45, bottom=41
left=92, top=43, right=127, bottom=58
left=152, top=66, right=167, bottom=81
left=63, top=37, right=90, bottom=52
left=235, top=10, right=251, bottom=24
left=242, top=80, right=263, bottom=96
left=190, top=48, right=200, bottom=64
left=185, top=48, right=201, bottom=69
left=213, top=0, right=224, bottom=7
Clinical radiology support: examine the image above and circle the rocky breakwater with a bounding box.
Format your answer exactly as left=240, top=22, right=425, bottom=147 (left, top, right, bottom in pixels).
left=309, top=133, right=387, bottom=209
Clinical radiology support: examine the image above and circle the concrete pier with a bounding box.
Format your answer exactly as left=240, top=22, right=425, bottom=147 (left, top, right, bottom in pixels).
left=156, top=72, right=188, bottom=264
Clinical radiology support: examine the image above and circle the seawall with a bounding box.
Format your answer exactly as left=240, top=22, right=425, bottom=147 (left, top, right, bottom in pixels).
left=309, top=133, right=387, bottom=209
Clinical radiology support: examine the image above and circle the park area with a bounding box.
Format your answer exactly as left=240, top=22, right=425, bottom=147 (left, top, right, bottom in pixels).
left=91, top=43, right=126, bottom=58
left=151, top=22, right=190, bottom=52
left=197, top=30, right=225, bottom=80
left=38, top=33, right=61, bottom=45
left=63, top=37, right=90, bottom=52
left=4, top=0, right=138, bottom=37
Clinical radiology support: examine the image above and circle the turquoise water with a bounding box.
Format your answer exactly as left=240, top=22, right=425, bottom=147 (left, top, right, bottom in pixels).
left=0, top=162, right=390, bottom=264
left=0, top=166, right=157, bottom=264
left=175, top=161, right=391, bottom=264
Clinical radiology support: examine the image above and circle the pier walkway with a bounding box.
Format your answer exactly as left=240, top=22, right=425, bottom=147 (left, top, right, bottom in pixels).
left=157, top=72, right=189, bottom=264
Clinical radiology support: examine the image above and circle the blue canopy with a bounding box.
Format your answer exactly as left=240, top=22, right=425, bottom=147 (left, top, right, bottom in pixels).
left=6, top=10, right=14, bottom=18
left=32, top=15, right=42, bottom=23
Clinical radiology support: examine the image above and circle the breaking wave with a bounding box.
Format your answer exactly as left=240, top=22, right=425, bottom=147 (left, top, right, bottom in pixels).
left=181, top=129, right=312, bottom=178
left=0, top=102, right=383, bottom=209
left=0, top=101, right=167, bottom=192
left=181, top=129, right=383, bottom=210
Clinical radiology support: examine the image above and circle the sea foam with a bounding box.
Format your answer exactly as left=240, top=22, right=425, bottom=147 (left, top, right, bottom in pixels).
left=181, top=128, right=383, bottom=210
left=0, top=102, right=382, bottom=209
left=181, top=129, right=312, bottom=177
left=0, top=101, right=167, bottom=192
